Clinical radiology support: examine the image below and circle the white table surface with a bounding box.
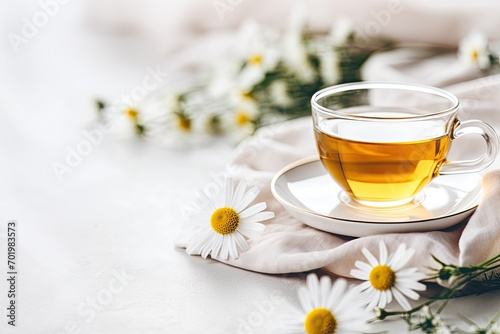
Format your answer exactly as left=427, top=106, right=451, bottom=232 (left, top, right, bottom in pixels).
left=1, top=2, right=499, bottom=334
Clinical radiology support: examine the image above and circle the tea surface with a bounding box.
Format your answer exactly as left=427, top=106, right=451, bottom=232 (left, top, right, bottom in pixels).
left=315, top=128, right=450, bottom=203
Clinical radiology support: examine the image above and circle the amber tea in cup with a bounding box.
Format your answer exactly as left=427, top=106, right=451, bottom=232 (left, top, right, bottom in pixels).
left=311, top=82, right=498, bottom=208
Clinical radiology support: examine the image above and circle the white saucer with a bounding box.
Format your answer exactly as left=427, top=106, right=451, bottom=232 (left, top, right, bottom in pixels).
left=271, top=156, right=482, bottom=237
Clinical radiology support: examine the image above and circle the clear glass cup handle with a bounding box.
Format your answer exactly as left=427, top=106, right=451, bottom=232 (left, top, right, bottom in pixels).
left=439, top=120, right=499, bottom=175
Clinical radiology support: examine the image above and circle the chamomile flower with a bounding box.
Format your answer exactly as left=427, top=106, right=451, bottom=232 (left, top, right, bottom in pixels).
left=101, top=103, right=146, bottom=137
left=157, top=93, right=193, bottom=133
left=318, top=50, right=341, bottom=85
left=412, top=306, right=452, bottom=334
left=136, top=93, right=195, bottom=147
left=222, top=90, right=259, bottom=136
left=233, top=107, right=257, bottom=132
left=458, top=32, right=491, bottom=70
left=329, top=18, right=354, bottom=47
left=435, top=263, right=459, bottom=288
left=350, top=241, right=426, bottom=311
left=238, top=20, right=280, bottom=91
left=281, top=274, right=372, bottom=334
left=269, top=80, right=293, bottom=107
left=238, top=48, right=280, bottom=92
left=186, top=178, right=274, bottom=260
left=123, top=107, right=146, bottom=136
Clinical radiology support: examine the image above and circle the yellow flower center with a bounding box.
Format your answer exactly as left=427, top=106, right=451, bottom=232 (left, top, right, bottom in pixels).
left=177, top=116, right=191, bottom=132
left=236, top=111, right=251, bottom=126
left=210, top=207, right=240, bottom=235
left=471, top=49, right=479, bottom=61
left=248, top=54, right=262, bottom=66
left=240, top=91, right=253, bottom=100
left=304, top=308, right=337, bottom=334
left=125, top=108, right=139, bottom=120
left=369, top=265, right=396, bottom=291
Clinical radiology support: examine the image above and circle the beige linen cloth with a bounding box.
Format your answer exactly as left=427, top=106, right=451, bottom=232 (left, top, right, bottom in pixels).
left=176, top=51, right=500, bottom=277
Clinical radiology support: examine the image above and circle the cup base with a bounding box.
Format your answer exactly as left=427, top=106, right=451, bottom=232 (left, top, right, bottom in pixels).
left=339, top=192, right=426, bottom=212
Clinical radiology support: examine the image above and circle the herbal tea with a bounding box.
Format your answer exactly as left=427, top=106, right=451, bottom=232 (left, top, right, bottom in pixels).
left=311, top=83, right=497, bottom=207
left=315, top=128, right=451, bottom=203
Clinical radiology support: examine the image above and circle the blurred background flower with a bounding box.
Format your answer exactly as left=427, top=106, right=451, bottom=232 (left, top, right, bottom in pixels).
left=85, top=1, right=500, bottom=149
left=95, top=5, right=385, bottom=148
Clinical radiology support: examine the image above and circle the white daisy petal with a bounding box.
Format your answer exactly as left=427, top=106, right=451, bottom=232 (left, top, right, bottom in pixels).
left=240, top=221, right=266, bottom=233
left=228, top=237, right=239, bottom=259
left=190, top=214, right=209, bottom=227
left=362, top=247, right=379, bottom=267
left=201, top=242, right=213, bottom=259
left=233, top=232, right=250, bottom=252
left=395, top=286, right=421, bottom=301
left=392, top=287, right=412, bottom=310
left=198, top=238, right=213, bottom=258
left=220, top=236, right=229, bottom=260
left=357, top=280, right=373, bottom=293
left=379, top=289, right=387, bottom=308
left=210, top=234, right=224, bottom=259
left=306, top=274, right=320, bottom=302
left=234, top=187, right=259, bottom=212
left=396, top=279, right=426, bottom=292
left=387, top=244, right=405, bottom=267
left=336, top=289, right=366, bottom=316
left=207, top=194, right=221, bottom=211
left=206, top=234, right=222, bottom=258
left=319, top=276, right=331, bottom=306
left=384, top=289, right=393, bottom=305
left=186, top=228, right=213, bottom=255
left=298, top=286, right=314, bottom=312
left=364, top=286, right=378, bottom=300
left=354, top=260, right=373, bottom=273
left=351, top=269, right=369, bottom=280
left=379, top=241, right=388, bottom=264
left=363, top=289, right=378, bottom=310
left=231, top=179, right=247, bottom=208
left=239, top=202, right=266, bottom=218
left=397, top=267, right=418, bottom=275
left=325, top=277, right=347, bottom=307
left=224, top=178, right=234, bottom=207
left=366, top=291, right=380, bottom=311
left=414, top=282, right=427, bottom=292
left=200, top=239, right=217, bottom=258
left=237, top=227, right=263, bottom=242
left=392, top=247, right=415, bottom=271
left=206, top=180, right=222, bottom=208
left=241, top=211, right=275, bottom=223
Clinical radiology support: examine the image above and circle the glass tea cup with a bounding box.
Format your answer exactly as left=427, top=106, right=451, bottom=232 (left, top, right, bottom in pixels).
left=311, top=82, right=499, bottom=208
